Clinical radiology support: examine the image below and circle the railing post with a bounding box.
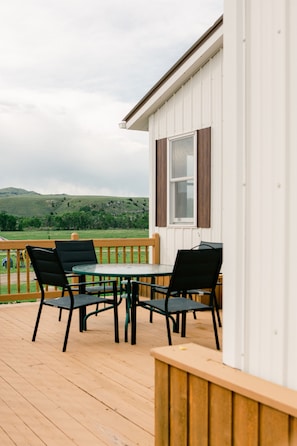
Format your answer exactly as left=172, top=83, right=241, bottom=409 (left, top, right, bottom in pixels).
left=152, top=233, right=160, bottom=264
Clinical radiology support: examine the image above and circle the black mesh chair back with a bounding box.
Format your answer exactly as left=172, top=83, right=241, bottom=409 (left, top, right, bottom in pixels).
left=189, top=241, right=223, bottom=326
left=55, top=240, right=97, bottom=273
left=27, top=245, right=119, bottom=351
left=55, top=239, right=114, bottom=304
left=168, top=248, right=222, bottom=296
left=28, top=246, right=69, bottom=290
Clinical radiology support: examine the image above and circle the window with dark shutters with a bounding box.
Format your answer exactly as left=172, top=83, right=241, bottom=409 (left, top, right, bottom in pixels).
left=155, top=127, right=211, bottom=228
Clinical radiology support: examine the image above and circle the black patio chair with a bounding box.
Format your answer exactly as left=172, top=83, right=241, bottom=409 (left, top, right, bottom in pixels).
left=143, top=241, right=223, bottom=328
left=27, top=245, right=119, bottom=352
left=188, top=241, right=223, bottom=327
left=55, top=239, right=116, bottom=295
left=131, top=248, right=222, bottom=349
left=55, top=240, right=119, bottom=320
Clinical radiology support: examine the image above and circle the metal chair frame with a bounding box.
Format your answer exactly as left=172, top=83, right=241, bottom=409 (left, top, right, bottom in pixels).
left=27, top=245, right=119, bottom=352
left=131, top=248, right=222, bottom=349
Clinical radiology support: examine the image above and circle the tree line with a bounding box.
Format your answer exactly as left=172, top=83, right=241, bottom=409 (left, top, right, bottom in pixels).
left=0, top=209, right=148, bottom=231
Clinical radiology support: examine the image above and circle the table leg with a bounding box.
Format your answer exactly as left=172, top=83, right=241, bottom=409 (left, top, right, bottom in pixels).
left=149, top=276, right=156, bottom=323
left=78, top=275, right=86, bottom=332
left=124, top=278, right=131, bottom=342
left=131, top=281, right=136, bottom=345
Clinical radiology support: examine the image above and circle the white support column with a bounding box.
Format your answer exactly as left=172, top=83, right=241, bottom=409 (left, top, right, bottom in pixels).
left=222, top=0, right=247, bottom=369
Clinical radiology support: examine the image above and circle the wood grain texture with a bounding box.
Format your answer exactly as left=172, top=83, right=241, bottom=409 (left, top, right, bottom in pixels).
left=0, top=301, right=221, bottom=445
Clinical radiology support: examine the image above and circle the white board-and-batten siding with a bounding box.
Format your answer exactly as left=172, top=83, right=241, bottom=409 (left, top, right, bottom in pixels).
left=223, top=0, right=297, bottom=390
left=148, top=49, right=223, bottom=265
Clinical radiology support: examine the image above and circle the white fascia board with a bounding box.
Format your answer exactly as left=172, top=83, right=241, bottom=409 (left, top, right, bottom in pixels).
left=125, top=24, right=223, bottom=131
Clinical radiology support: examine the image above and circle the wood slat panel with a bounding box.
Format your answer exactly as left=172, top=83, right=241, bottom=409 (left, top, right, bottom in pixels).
left=209, top=383, right=232, bottom=446
left=170, top=367, right=188, bottom=446
left=155, top=360, right=170, bottom=446
left=290, top=416, right=297, bottom=445
left=259, top=405, right=289, bottom=446
left=189, top=375, right=209, bottom=446
left=233, top=394, right=258, bottom=446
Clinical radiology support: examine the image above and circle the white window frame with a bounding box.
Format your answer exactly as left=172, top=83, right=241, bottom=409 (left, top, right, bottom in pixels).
left=167, top=132, right=197, bottom=226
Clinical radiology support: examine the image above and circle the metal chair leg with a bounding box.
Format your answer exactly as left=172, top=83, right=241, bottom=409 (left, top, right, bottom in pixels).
left=63, top=310, right=73, bottom=352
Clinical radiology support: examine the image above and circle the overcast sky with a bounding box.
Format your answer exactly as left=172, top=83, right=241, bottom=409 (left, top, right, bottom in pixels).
left=0, top=0, right=223, bottom=197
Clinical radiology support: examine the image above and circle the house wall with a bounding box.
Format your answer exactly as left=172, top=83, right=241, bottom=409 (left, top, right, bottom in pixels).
left=148, top=48, right=223, bottom=265
left=223, top=0, right=297, bottom=389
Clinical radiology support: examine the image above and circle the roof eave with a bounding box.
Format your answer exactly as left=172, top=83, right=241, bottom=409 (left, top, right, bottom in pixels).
left=122, top=15, right=223, bottom=131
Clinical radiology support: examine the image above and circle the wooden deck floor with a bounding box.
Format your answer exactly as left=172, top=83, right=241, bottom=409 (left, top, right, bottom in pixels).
left=0, top=301, right=222, bottom=446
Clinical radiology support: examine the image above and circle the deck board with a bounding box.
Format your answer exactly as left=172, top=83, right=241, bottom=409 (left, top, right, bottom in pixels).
left=0, top=301, right=222, bottom=445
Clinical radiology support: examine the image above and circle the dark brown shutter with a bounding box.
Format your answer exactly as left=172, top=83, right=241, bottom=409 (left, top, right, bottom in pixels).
left=197, top=127, right=211, bottom=228
left=156, top=138, right=167, bottom=227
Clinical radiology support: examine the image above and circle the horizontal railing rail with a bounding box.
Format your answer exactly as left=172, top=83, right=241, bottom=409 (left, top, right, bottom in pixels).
left=0, top=232, right=160, bottom=303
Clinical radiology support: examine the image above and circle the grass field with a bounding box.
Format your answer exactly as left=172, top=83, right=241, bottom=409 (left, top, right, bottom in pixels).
left=0, top=228, right=149, bottom=240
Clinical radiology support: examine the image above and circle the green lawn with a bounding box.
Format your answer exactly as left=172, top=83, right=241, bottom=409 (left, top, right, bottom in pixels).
left=0, top=228, right=149, bottom=240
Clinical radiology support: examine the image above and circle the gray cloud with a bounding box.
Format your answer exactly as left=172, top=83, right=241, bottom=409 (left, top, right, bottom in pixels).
left=0, top=0, right=223, bottom=196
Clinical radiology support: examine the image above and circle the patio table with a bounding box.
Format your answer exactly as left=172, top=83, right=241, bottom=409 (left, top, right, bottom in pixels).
left=72, top=263, right=173, bottom=343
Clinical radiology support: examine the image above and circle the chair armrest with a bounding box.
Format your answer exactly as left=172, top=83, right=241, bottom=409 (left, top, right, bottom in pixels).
left=187, top=288, right=211, bottom=295
left=131, top=280, right=169, bottom=302
left=131, top=280, right=165, bottom=289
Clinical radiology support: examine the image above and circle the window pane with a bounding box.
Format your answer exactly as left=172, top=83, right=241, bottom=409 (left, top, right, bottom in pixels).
left=171, top=137, right=193, bottom=178
left=171, top=180, right=194, bottom=220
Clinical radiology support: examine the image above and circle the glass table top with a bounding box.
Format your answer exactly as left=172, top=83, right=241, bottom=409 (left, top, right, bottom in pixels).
left=72, top=263, right=173, bottom=277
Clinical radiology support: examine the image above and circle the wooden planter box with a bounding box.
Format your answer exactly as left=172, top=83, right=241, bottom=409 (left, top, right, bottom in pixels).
left=151, top=343, right=297, bottom=446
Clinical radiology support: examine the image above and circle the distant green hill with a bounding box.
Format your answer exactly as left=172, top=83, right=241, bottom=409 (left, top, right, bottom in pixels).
left=0, top=188, right=148, bottom=218
left=0, top=187, right=39, bottom=197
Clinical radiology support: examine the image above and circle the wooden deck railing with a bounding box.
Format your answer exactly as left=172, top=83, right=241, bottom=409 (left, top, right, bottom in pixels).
left=0, top=232, right=160, bottom=303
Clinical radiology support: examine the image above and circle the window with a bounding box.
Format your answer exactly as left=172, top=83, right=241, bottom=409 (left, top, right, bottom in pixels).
left=155, top=127, right=211, bottom=228
left=169, top=133, right=196, bottom=225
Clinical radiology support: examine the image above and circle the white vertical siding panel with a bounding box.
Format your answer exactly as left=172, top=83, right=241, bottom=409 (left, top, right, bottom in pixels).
left=160, top=227, right=201, bottom=260
left=201, top=63, right=212, bottom=127
left=244, top=0, right=271, bottom=382
left=182, top=79, right=193, bottom=133
left=156, top=105, right=168, bottom=139
left=269, top=0, right=287, bottom=387
left=210, top=51, right=223, bottom=242
left=161, top=228, right=178, bottom=264
left=223, top=0, right=250, bottom=370
left=192, top=70, right=202, bottom=129
left=245, top=0, right=288, bottom=385
left=173, top=88, right=184, bottom=135
left=166, top=95, right=175, bottom=137
left=285, top=0, right=297, bottom=388
left=224, top=0, right=297, bottom=389
left=180, top=227, right=198, bottom=249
